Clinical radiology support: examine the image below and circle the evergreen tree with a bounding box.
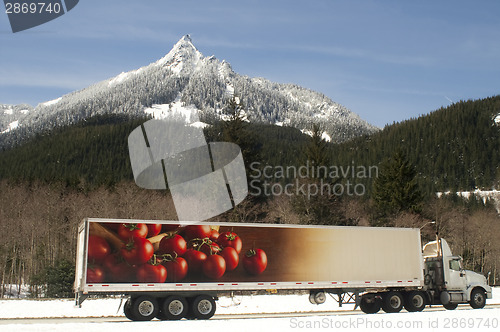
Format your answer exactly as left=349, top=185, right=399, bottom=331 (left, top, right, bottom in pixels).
left=220, top=96, right=262, bottom=175
left=42, top=259, right=75, bottom=298
left=303, top=124, right=329, bottom=176
left=372, top=150, right=423, bottom=220
left=293, top=123, right=345, bottom=225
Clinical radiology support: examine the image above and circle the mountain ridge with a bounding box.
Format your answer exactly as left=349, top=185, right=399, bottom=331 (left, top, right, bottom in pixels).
left=0, top=35, right=377, bottom=148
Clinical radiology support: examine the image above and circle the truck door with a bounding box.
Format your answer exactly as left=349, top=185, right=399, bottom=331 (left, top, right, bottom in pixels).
left=445, top=257, right=467, bottom=291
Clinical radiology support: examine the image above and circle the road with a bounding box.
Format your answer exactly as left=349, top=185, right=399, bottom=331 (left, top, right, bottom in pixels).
left=2, top=303, right=499, bottom=325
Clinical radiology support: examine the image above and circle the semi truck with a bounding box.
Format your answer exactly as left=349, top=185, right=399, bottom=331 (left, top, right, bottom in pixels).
left=74, top=218, right=492, bottom=320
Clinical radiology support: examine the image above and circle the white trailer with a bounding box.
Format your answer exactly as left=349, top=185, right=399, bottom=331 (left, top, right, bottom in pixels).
left=74, top=218, right=492, bottom=320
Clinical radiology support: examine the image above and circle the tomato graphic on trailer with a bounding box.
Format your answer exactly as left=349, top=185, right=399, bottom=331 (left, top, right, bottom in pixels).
left=159, top=234, right=187, bottom=256
left=84, top=219, right=424, bottom=285
left=243, top=249, right=267, bottom=275
left=183, top=249, right=207, bottom=275
left=85, top=221, right=273, bottom=283
left=120, top=237, right=154, bottom=266
left=87, top=235, right=110, bottom=264
left=217, top=232, right=242, bottom=254
left=220, top=247, right=239, bottom=271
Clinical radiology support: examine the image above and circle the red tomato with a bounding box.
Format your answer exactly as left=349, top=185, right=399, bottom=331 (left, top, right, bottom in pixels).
left=87, top=265, right=105, bottom=283
left=136, top=263, right=167, bottom=283
left=199, top=240, right=221, bottom=256
left=217, top=232, right=242, bottom=254
left=220, top=247, right=239, bottom=271
left=146, top=224, right=162, bottom=237
left=120, top=237, right=154, bottom=266
left=87, top=235, right=111, bottom=264
left=202, top=254, right=226, bottom=279
left=183, top=249, right=207, bottom=275
left=117, top=223, right=148, bottom=241
left=159, top=234, right=187, bottom=256
left=102, top=254, right=134, bottom=282
left=209, top=229, right=220, bottom=242
left=163, top=257, right=188, bottom=282
left=242, top=249, right=267, bottom=275
left=182, top=225, right=212, bottom=241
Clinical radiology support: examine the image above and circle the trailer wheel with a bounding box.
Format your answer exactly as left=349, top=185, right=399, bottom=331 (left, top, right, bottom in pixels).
left=382, top=291, right=404, bottom=313
left=123, top=298, right=136, bottom=321
left=190, top=295, right=216, bottom=320
left=309, top=291, right=326, bottom=305
left=360, top=294, right=381, bottom=314
left=403, top=291, right=426, bottom=312
left=130, top=296, right=159, bottom=321
left=183, top=297, right=197, bottom=320
left=443, top=302, right=458, bottom=310
left=469, top=288, right=486, bottom=309
left=159, top=296, right=189, bottom=320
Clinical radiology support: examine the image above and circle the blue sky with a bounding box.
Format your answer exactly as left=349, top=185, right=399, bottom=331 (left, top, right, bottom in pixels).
left=1, top=0, right=499, bottom=127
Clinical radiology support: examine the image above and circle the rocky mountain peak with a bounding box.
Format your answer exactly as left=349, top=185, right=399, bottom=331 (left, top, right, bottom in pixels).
left=156, top=35, right=203, bottom=75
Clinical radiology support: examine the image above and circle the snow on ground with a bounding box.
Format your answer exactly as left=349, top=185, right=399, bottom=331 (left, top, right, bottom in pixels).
left=1, top=284, right=31, bottom=298
left=0, top=287, right=498, bottom=320
left=275, top=119, right=290, bottom=127
left=41, top=97, right=62, bottom=107
left=2, top=309, right=500, bottom=332
left=4, top=108, right=13, bottom=115
left=300, top=129, right=332, bottom=142
left=437, top=189, right=500, bottom=212
left=1, top=290, right=499, bottom=332
left=1, top=120, right=19, bottom=134
left=301, top=129, right=313, bottom=137
left=494, top=113, right=500, bottom=125
left=190, top=121, right=209, bottom=128
left=143, top=96, right=200, bottom=124
left=0, top=293, right=350, bottom=319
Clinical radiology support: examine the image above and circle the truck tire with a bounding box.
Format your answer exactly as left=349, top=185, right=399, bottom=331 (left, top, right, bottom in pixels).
left=360, top=294, right=381, bottom=314
left=443, top=302, right=458, bottom=310
left=130, top=296, right=159, bottom=321
left=190, top=294, right=216, bottom=320
left=382, top=291, right=404, bottom=313
left=159, top=295, right=189, bottom=320
left=469, top=288, right=486, bottom=309
left=309, top=291, right=326, bottom=305
left=403, top=291, right=426, bottom=312
left=123, top=298, right=136, bottom=321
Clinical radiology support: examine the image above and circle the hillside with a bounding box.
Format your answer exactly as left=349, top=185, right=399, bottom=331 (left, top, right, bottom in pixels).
left=0, top=114, right=310, bottom=189
left=331, top=95, right=500, bottom=193
left=0, top=96, right=498, bottom=195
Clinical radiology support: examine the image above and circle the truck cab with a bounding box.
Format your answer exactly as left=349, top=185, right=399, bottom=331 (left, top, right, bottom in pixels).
left=423, top=238, right=492, bottom=309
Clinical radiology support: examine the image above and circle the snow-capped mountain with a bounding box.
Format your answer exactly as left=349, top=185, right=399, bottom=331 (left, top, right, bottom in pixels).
left=0, top=35, right=378, bottom=148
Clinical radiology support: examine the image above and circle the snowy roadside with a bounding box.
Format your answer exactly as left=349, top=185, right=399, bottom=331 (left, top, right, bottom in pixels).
left=0, top=287, right=498, bottom=319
